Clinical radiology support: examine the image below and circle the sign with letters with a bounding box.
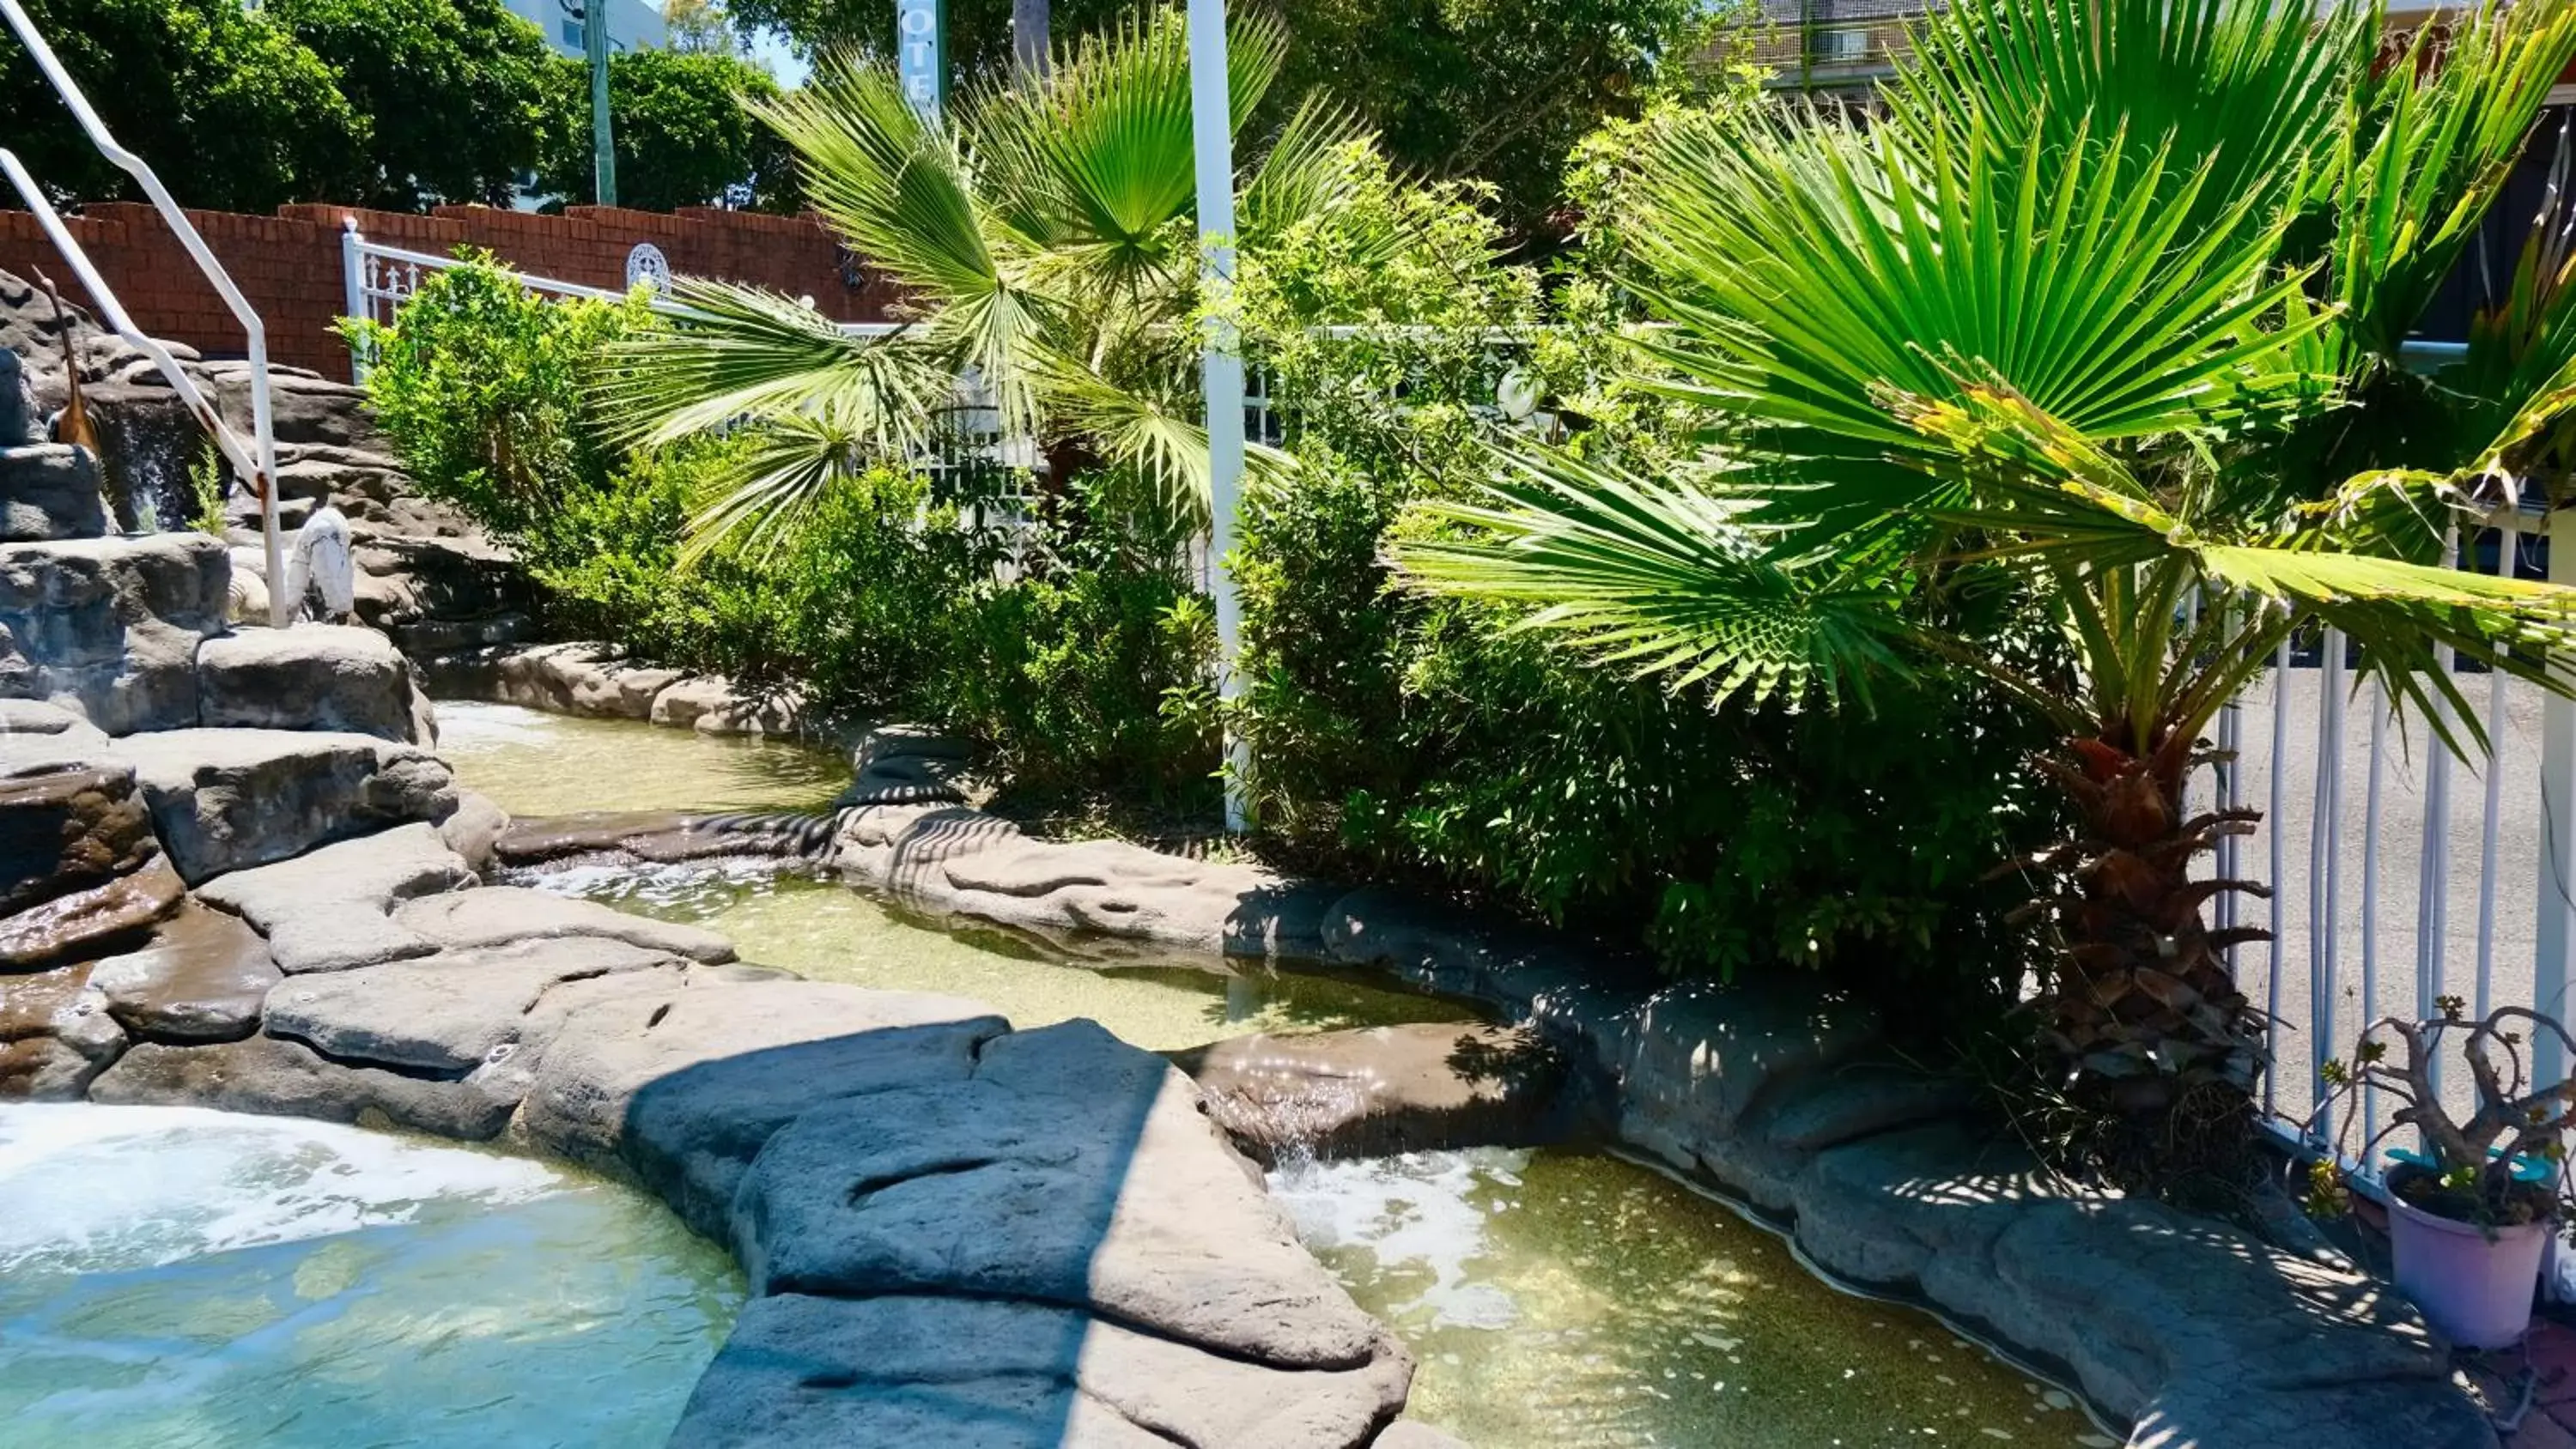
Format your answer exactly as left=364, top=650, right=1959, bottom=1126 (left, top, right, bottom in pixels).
left=896, top=0, right=946, bottom=123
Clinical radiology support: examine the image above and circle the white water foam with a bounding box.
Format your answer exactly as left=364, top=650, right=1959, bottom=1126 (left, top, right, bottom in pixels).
left=0, top=1104, right=568, bottom=1276
left=1268, top=1148, right=1527, bottom=1331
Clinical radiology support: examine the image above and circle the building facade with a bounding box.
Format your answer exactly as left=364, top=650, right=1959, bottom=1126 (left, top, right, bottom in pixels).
left=499, top=0, right=667, bottom=58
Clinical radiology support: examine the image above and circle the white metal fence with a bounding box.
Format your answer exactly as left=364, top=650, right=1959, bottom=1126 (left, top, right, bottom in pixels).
left=2219, top=497, right=2576, bottom=1184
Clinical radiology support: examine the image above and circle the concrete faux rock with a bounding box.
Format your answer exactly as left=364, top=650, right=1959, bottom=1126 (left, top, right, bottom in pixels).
left=109, top=727, right=459, bottom=882
left=515, top=975, right=1007, bottom=1234
left=0, top=854, right=182, bottom=970
left=193, top=822, right=473, bottom=973
left=1175, top=1022, right=1566, bottom=1165
left=196, top=624, right=434, bottom=743
left=87, top=902, right=281, bottom=1043
left=264, top=936, right=677, bottom=1074
left=737, top=1020, right=1387, bottom=1372
left=0, top=531, right=228, bottom=733
left=828, top=803, right=1334, bottom=959
left=91, top=1032, right=522, bottom=1139
left=0, top=761, right=155, bottom=916
left=0, top=958, right=125, bottom=1098
left=495, top=809, right=837, bottom=867
left=0, top=443, right=107, bottom=542
left=392, top=885, right=736, bottom=964
left=671, top=1294, right=1409, bottom=1449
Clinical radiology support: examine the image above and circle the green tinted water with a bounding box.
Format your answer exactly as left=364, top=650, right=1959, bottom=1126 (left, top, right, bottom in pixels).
left=445, top=700, right=2105, bottom=1448
left=436, top=700, right=846, bottom=815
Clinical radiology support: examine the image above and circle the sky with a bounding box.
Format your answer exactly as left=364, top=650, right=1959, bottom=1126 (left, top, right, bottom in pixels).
left=744, top=27, right=811, bottom=86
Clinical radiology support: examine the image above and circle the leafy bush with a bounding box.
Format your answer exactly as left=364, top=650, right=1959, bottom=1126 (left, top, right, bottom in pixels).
left=945, top=485, right=1218, bottom=809
left=343, top=257, right=646, bottom=535
left=1225, top=135, right=2063, bottom=1022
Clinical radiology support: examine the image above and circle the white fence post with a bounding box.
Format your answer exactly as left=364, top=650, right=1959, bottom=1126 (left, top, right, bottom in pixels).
left=2537, top=505, right=2576, bottom=1085
left=341, top=219, right=369, bottom=384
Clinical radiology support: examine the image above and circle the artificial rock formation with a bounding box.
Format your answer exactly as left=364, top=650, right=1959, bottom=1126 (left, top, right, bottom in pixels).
left=1174, top=1022, right=1568, bottom=1166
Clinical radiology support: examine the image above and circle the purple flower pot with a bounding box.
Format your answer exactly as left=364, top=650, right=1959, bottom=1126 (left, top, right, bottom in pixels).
left=2387, top=1188, right=2550, bottom=1349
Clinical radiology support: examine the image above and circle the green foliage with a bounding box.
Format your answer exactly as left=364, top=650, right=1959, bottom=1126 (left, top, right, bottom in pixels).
left=947, top=508, right=1218, bottom=806
left=721, top=0, right=1753, bottom=237
left=537, top=48, right=797, bottom=213
left=1232, top=441, right=2057, bottom=1009
left=342, top=256, right=649, bottom=536
left=186, top=440, right=230, bottom=537
left=598, top=10, right=1379, bottom=545
left=270, top=0, right=556, bottom=211
left=1224, top=155, right=2057, bottom=1008
left=1, top=0, right=368, bottom=211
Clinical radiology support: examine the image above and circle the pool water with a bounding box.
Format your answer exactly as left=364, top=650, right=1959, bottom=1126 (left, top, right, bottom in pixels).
left=435, top=700, right=846, bottom=816
left=513, top=857, right=1476, bottom=1052
left=1274, top=1149, right=2109, bottom=1449
left=441, top=700, right=2110, bottom=1449
left=0, top=1104, right=742, bottom=1449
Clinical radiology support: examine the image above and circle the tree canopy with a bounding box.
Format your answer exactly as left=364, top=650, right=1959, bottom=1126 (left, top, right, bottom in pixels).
left=1, top=0, right=368, bottom=211
left=536, top=48, right=797, bottom=213
left=714, top=0, right=1725, bottom=234
left=270, top=0, right=556, bottom=211
left=3, top=0, right=789, bottom=215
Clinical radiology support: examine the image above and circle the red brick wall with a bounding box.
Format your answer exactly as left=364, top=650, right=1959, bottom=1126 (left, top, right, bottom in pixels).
left=0, top=202, right=898, bottom=379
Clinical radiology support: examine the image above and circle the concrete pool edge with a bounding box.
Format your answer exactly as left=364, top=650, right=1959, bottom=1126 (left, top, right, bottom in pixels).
left=800, top=784, right=2495, bottom=1449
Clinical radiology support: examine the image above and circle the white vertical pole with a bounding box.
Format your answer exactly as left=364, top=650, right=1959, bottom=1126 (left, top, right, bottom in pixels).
left=1188, top=0, right=1249, bottom=833
left=2419, top=525, right=2459, bottom=1119
left=2311, top=627, right=2347, bottom=1128
left=2265, top=633, right=2290, bottom=1120
left=2537, top=506, right=2576, bottom=1085
left=340, top=220, right=368, bottom=384
left=2479, top=513, right=2520, bottom=1021
left=2362, top=676, right=2387, bottom=1149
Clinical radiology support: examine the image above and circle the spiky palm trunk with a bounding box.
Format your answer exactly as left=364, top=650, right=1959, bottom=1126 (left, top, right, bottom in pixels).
left=2026, top=719, right=2273, bottom=1149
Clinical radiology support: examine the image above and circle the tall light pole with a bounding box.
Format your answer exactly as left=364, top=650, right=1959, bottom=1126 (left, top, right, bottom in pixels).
left=584, top=0, right=617, bottom=204
left=1186, top=0, right=1248, bottom=831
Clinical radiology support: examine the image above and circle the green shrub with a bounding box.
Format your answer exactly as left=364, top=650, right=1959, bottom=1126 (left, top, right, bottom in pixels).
left=944, top=485, right=1218, bottom=809
left=342, top=255, right=647, bottom=534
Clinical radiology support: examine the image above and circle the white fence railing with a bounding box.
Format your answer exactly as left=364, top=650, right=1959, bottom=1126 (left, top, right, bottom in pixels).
left=2218, top=495, right=2576, bottom=1189
left=336, top=227, right=1051, bottom=487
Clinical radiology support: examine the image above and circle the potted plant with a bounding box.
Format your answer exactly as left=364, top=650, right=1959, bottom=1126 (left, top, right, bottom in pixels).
left=2307, top=998, right=2575, bottom=1349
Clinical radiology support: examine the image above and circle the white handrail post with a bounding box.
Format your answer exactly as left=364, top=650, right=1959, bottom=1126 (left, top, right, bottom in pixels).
left=2, top=0, right=286, bottom=627
left=2537, top=503, right=2576, bottom=1085
left=341, top=218, right=368, bottom=385
left=1188, top=0, right=1248, bottom=833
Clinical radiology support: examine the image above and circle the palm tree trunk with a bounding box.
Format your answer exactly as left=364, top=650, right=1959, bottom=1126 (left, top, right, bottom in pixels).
left=1012, top=0, right=1049, bottom=80
left=2032, top=720, right=2271, bottom=1155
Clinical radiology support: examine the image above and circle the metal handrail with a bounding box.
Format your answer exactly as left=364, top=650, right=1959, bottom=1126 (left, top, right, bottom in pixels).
left=3, top=0, right=287, bottom=624
left=0, top=154, right=262, bottom=514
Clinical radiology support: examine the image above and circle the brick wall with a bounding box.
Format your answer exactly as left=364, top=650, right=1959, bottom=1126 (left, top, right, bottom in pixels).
left=0, top=202, right=899, bottom=379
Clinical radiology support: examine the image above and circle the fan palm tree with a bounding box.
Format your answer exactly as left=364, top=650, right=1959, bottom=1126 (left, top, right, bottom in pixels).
left=591, top=9, right=1377, bottom=555
left=1396, top=0, right=2576, bottom=1171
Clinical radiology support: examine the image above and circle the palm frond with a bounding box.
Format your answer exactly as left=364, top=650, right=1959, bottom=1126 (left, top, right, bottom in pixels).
left=678, top=403, right=877, bottom=564
left=589, top=279, right=952, bottom=458
left=2328, top=0, right=2576, bottom=365
left=1394, top=443, right=1915, bottom=708
left=1896, top=0, right=2364, bottom=242
left=759, top=55, right=999, bottom=306
left=1630, top=104, right=2330, bottom=499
